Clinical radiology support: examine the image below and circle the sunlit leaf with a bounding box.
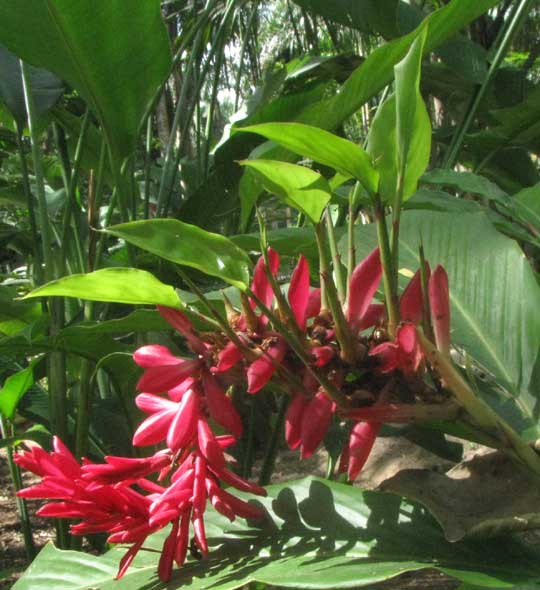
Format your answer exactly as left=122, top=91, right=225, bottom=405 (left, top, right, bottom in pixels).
left=240, top=160, right=331, bottom=223
left=23, top=268, right=182, bottom=309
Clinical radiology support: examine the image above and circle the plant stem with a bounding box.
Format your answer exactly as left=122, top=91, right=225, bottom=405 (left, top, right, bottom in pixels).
left=259, top=393, right=287, bottom=486
left=346, top=182, right=362, bottom=302
left=143, top=114, right=153, bottom=220
left=15, top=122, right=42, bottom=285
left=20, top=61, right=54, bottom=283
left=325, top=210, right=346, bottom=304
left=75, top=302, right=95, bottom=459
left=0, top=417, right=36, bottom=561
left=21, top=62, right=70, bottom=547
left=442, top=0, right=534, bottom=170
left=315, top=222, right=357, bottom=364
left=373, top=196, right=399, bottom=337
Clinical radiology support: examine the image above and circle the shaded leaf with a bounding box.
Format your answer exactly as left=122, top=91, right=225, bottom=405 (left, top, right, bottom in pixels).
left=0, top=356, right=45, bottom=419
left=0, top=44, right=64, bottom=122
left=346, top=210, right=540, bottom=438
left=0, top=1, right=172, bottom=161
left=105, top=220, right=251, bottom=290
left=14, top=477, right=540, bottom=590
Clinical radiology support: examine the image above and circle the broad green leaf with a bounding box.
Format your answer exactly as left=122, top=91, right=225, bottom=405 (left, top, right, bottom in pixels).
left=14, top=477, right=540, bottom=590
left=292, top=0, right=399, bottom=38
left=0, top=1, right=172, bottom=161
left=513, top=184, right=540, bottom=229
left=240, top=160, right=331, bottom=223
left=0, top=45, right=64, bottom=122
left=105, top=220, right=251, bottom=290
left=23, top=268, right=182, bottom=309
left=237, top=123, right=378, bottom=194
left=397, top=1, right=488, bottom=83
left=367, top=28, right=431, bottom=205
left=345, top=210, right=540, bottom=439
left=0, top=356, right=45, bottom=419
left=421, top=168, right=510, bottom=205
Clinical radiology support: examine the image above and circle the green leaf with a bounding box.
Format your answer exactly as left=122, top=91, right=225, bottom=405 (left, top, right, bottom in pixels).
left=105, top=220, right=252, bottom=290
left=0, top=45, right=64, bottom=122
left=367, top=28, right=431, bottom=205
left=0, top=1, right=171, bottom=161
left=0, top=423, right=51, bottom=449
left=421, top=168, right=509, bottom=205
left=0, top=356, right=45, bottom=419
left=14, top=477, right=540, bottom=590
left=513, top=184, right=540, bottom=229
left=237, top=123, right=378, bottom=194
left=23, top=268, right=182, bottom=309
left=240, top=160, right=331, bottom=223
left=292, top=0, right=400, bottom=38
left=294, top=0, right=501, bottom=132
left=346, top=210, right=540, bottom=439
left=394, top=26, right=431, bottom=203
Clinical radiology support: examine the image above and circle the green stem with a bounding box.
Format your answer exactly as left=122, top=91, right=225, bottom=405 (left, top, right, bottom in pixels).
left=75, top=302, right=95, bottom=459
left=346, top=182, right=362, bottom=302
left=373, top=196, right=399, bottom=337
left=325, top=210, right=346, bottom=304
left=58, top=109, right=91, bottom=272
left=0, top=417, right=36, bottom=561
left=143, top=114, right=153, bottom=220
left=315, top=222, right=357, bottom=364
left=15, top=122, right=42, bottom=285
left=20, top=61, right=54, bottom=283
left=258, top=393, right=287, bottom=486
left=442, top=0, right=534, bottom=170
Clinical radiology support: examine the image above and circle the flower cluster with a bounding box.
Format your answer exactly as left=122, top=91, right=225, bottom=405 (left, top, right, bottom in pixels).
left=16, top=247, right=450, bottom=581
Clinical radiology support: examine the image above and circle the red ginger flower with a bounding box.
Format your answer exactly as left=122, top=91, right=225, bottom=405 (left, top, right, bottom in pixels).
left=17, top=433, right=265, bottom=583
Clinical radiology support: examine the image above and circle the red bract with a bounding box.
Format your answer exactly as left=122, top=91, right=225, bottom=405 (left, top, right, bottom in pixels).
left=370, top=324, right=423, bottom=375
left=15, top=245, right=454, bottom=582
left=347, top=247, right=382, bottom=332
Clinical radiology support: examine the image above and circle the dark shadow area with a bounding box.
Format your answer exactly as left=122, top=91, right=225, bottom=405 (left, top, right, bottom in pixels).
left=132, top=478, right=540, bottom=590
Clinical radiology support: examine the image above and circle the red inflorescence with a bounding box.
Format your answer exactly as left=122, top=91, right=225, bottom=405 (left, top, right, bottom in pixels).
left=16, top=248, right=450, bottom=582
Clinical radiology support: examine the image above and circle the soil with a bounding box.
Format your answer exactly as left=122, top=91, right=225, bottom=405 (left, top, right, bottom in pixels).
left=0, top=447, right=459, bottom=590
left=0, top=449, right=54, bottom=590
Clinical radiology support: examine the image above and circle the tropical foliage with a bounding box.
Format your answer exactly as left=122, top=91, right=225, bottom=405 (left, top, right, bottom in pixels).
left=2, top=1, right=540, bottom=589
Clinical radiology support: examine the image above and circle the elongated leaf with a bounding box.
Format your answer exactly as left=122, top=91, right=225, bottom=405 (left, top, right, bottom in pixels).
left=345, top=210, right=540, bottom=439
left=0, top=1, right=171, bottom=161
left=14, top=477, right=540, bottom=590
left=0, top=45, right=63, bottom=122
left=293, top=0, right=399, bottom=38
left=394, top=26, right=430, bottom=203
left=0, top=424, right=51, bottom=450
left=513, top=184, right=540, bottom=229
left=240, top=160, right=331, bottom=223
left=367, top=29, right=431, bottom=205
left=421, top=169, right=509, bottom=205
left=0, top=356, right=45, bottom=419
left=105, top=220, right=251, bottom=290
left=23, top=268, right=182, bottom=309
left=237, top=123, right=378, bottom=194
